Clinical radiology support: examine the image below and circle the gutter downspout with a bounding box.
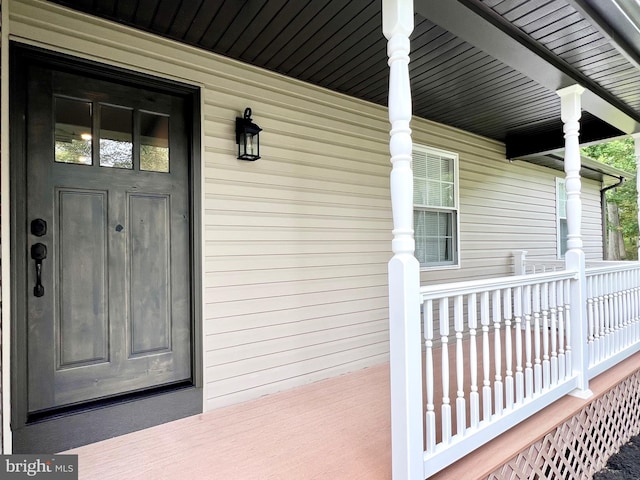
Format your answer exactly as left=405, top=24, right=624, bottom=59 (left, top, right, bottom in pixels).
left=600, top=176, right=625, bottom=260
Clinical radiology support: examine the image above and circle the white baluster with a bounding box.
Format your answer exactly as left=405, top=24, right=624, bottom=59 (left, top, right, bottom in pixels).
left=533, top=283, right=542, bottom=394
left=598, top=274, right=606, bottom=363
left=608, top=272, right=615, bottom=356
left=492, top=289, right=503, bottom=415
left=557, top=279, right=566, bottom=380
left=524, top=284, right=534, bottom=398
left=613, top=272, right=622, bottom=353
left=629, top=272, right=640, bottom=343
left=620, top=271, right=629, bottom=344
left=454, top=295, right=466, bottom=436
left=635, top=268, right=640, bottom=341
left=541, top=282, right=550, bottom=390
left=440, top=298, right=452, bottom=443
left=631, top=270, right=637, bottom=342
left=481, top=291, right=492, bottom=421
left=605, top=272, right=612, bottom=358
left=628, top=270, right=633, bottom=343
left=424, top=299, right=435, bottom=453
left=587, top=274, right=596, bottom=365
left=549, top=281, right=559, bottom=385
left=514, top=286, right=524, bottom=403
left=503, top=287, right=514, bottom=409
left=468, top=293, right=480, bottom=429
left=564, top=279, right=573, bottom=376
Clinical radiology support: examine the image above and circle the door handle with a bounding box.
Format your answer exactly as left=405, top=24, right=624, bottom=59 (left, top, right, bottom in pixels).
left=31, top=242, right=47, bottom=297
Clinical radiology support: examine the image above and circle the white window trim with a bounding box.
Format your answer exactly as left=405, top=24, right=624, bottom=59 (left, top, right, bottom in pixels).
left=556, top=177, right=567, bottom=259
left=412, top=144, right=461, bottom=271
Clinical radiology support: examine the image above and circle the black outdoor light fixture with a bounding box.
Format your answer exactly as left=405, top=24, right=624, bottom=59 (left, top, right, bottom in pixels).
left=235, top=107, right=262, bottom=161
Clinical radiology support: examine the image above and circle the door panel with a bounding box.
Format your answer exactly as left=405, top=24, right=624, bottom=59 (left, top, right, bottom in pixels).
left=17, top=54, right=196, bottom=419
left=58, top=189, right=109, bottom=368
left=129, top=193, right=171, bottom=355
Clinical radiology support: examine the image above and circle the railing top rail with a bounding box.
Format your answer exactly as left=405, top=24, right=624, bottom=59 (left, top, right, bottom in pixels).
left=420, top=270, right=579, bottom=301
left=586, top=262, right=640, bottom=276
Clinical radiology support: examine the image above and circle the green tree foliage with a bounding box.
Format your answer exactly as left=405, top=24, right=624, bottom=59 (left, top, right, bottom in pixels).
left=582, top=138, right=637, bottom=259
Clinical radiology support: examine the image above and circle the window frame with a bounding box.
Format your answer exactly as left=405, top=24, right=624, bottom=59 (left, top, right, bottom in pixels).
left=412, top=144, right=461, bottom=270
left=556, top=177, right=568, bottom=258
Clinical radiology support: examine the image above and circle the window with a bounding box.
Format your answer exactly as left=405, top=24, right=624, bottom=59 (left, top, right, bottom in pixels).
left=54, top=95, right=170, bottom=173
left=413, top=145, right=459, bottom=268
left=556, top=178, right=568, bottom=257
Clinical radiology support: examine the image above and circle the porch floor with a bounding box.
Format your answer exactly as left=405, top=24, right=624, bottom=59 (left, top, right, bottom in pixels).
left=63, top=352, right=640, bottom=480
left=64, top=364, right=392, bottom=480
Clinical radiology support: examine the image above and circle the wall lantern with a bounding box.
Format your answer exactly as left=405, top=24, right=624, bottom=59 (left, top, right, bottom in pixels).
left=235, top=107, right=262, bottom=161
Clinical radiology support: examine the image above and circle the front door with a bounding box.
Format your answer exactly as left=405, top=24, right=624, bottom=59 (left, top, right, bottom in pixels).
left=11, top=46, right=202, bottom=453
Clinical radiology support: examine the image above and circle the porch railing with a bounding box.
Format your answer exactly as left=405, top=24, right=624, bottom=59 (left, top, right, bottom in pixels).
left=586, top=264, right=640, bottom=378
left=416, top=262, right=640, bottom=478
left=420, top=270, right=581, bottom=477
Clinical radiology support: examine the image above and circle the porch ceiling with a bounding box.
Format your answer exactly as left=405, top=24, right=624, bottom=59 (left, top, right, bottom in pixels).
left=48, top=0, right=640, bottom=158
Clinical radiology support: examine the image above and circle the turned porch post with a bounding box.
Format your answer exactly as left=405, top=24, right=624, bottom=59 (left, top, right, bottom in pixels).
left=383, top=1, right=424, bottom=479
left=557, top=85, right=591, bottom=396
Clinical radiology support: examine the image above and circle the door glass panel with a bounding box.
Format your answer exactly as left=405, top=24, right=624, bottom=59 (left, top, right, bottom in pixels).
left=55, top=97, right=93, bottom=165
left=100, top=105, right=133, bottom=169
left=140, top=112, right=170, bottom=172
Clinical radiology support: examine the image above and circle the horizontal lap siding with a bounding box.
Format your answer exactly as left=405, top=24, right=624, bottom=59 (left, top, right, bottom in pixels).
left=10, top=0, right=603, bottom=411
left=413, top=124, right=603, bottom=285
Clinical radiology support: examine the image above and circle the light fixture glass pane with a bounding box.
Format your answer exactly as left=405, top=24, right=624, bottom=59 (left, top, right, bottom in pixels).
left=100, top=105, right=133, bottom=169
left=55, top=97, right=93, bottom=165
left=140, top=112, right=169, bottom=172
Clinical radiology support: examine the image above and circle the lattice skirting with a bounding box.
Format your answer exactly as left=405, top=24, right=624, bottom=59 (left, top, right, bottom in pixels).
left=487, top=371, right=640, bottom=480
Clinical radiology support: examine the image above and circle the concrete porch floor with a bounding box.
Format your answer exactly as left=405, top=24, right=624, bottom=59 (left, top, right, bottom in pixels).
left=63, top=352, right=640, bottom=480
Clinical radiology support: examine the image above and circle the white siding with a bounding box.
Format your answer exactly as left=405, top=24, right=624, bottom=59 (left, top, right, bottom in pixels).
left=8, top=0, right=603, bottom=411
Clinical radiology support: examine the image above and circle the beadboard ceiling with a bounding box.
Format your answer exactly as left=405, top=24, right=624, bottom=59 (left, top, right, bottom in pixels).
left=48, top=0, right=640, bottom=159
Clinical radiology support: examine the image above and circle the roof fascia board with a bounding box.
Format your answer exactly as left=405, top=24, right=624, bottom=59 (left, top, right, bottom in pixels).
left=413, top=0, right=640, bottom=136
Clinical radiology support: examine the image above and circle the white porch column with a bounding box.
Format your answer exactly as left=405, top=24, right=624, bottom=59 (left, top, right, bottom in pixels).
left=383, top=2, right=424, bottom=480
left=557, top=85, right=591, bottom=396
left=633, top=134, right=640, bottom=260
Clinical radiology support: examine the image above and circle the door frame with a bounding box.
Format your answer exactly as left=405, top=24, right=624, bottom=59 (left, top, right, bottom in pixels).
left=9, top=42, right=203, bottom=453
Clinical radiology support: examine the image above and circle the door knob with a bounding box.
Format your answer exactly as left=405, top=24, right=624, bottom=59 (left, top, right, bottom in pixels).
left=31, top=242, right=47, bottom=297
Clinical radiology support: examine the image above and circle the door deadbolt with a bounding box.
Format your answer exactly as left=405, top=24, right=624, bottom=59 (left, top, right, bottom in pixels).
left=31, top=218, right=47, bottom=237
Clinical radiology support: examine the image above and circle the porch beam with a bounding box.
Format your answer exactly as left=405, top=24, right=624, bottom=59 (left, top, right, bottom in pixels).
left=506, top=115, right=625, bottom=160
left=383, top=1, right=424, bottom=479
left=558, top=85, right=591, bottom=397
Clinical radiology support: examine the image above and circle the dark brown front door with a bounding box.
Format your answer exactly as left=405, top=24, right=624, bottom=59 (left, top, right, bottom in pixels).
left=11, top=45, right=202, bottom=453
